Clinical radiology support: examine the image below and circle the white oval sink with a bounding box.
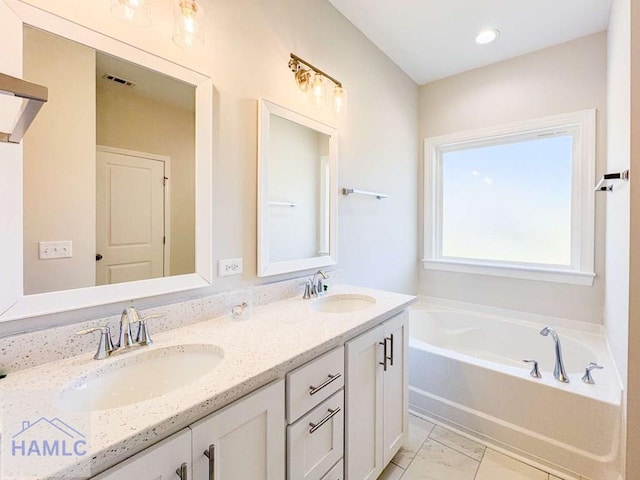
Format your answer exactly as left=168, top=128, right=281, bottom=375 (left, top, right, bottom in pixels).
left=55, top=344, right=224, bottom=412
left=311, top=294, right=376, bottom=314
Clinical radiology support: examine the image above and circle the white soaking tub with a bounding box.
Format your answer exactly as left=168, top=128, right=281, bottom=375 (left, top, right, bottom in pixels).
left=408, top=301, right=623, bottom=480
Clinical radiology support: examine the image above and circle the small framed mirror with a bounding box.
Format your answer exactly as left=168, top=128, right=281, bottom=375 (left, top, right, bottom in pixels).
left=257, top=99, right=337, bottom=277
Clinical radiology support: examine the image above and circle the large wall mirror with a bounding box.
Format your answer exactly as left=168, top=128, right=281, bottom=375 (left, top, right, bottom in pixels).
left=0, top=2, right=213, bottom=321
left=257, top=99, right=337, bottom=277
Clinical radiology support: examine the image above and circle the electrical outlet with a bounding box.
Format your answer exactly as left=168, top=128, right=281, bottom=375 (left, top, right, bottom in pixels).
left=39, top=241, right=73, bottom=260
left=218, top=257, right=243, bottom=277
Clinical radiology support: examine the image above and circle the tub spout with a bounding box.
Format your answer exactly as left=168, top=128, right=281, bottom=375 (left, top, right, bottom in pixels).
left=540, top=327, right=569, bottom=383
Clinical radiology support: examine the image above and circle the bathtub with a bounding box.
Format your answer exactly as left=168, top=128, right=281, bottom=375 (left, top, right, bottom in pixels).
left=408, top=301, right=623, bottom=480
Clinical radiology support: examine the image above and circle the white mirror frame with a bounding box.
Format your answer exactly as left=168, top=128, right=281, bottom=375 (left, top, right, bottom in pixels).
left=0, top=1, right=213, bottom=322
left=257, top=99, right=338, bottom=277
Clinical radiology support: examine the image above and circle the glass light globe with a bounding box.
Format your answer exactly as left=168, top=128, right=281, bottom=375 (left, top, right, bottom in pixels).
left=333, top=85, right=347, bottom=116
left=173, top=0, right=204, bottom=49
left=111, top=0, right=151, bottom=27
left=309, top=73, right=327, bottom=107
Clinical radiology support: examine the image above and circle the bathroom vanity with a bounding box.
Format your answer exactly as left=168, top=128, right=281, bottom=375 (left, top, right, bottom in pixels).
left=0, top=285, right=414, bottom=479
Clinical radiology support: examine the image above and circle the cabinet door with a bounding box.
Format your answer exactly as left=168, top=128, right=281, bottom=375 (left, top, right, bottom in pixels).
left=91, top=428, right=191, bottom=480
left=345, top=324, right=384, bottom=480
left=382, top=312, right=409, bottom=465
left=191, top=380, right=285, bottom=480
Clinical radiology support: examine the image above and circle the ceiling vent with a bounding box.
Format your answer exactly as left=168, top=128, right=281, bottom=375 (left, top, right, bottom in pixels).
left=102, top=73, right=136, bottom=87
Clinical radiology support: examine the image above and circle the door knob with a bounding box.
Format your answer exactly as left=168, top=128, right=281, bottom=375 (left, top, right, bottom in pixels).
left=96, top=253, right=103, bottom=261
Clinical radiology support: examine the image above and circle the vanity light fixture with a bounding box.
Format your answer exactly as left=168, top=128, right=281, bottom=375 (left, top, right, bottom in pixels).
left=0, top=72, right=48, bottom=144
left=173, top=0, right=204, bottom=49
left=111, top=0, right=152, bottom=27
left=475, top=28, right=500, bottom=45
left=288, top=54, right=347, bottom=116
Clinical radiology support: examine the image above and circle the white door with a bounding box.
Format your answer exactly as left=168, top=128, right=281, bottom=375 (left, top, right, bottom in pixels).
left=191, top=380, right=285, bottom=480
left=345, top=325, right=384, bottom=480
left=90, top=428, right=191, bottom=480
left=96, top=147, right=166, bottom=285
left=382, top=312, right=409, bottom=465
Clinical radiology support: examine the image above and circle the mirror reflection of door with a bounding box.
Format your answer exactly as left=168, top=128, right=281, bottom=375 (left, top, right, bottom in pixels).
left=96, top=147, right=168, bottom=286
left=22, top=26, right=196, bottom=295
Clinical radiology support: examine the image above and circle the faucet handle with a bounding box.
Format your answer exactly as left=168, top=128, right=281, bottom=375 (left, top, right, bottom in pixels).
left=76, top=326, right=115, bottom=360
left=522, top=359, right=541, bottom=379
left=135, top=314, right=164, bottom=346
left=582, top=362, right=603, bottom=384
left=303, top=280, right=312, bottom=299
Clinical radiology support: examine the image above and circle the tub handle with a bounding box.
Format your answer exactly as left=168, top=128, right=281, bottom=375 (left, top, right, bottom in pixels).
left=523, top=359, right=541, bottom=379
left=582, top=362, right=603, bottom=384
left=379, top=339, right=388, bottom=371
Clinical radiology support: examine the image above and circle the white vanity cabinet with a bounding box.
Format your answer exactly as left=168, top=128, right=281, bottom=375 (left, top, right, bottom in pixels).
left=191, top=379, right=285, bottom=480
left=86, top=309, right=410, bottom=480
left=345, top=312, right=408, bottom=480
left=90, top=428, right=192, bottom=480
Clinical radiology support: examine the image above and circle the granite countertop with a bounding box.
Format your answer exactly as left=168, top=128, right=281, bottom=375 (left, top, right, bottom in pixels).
left=0, top=284, right=415, bottom=479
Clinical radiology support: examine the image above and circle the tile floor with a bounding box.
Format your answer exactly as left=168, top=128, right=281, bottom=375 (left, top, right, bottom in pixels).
left=378, top=414, right=568, bottom=480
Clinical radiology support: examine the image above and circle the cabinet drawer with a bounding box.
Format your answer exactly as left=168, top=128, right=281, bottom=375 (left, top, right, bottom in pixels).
left=287, top=390, right=344, bottom=480
left=287, top=346, right=344, bottom=422
left=321, top=459, right=343, bottom=480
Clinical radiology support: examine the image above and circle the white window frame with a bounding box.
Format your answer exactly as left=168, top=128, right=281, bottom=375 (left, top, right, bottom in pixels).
left=423, top=109, right=596, bottom=286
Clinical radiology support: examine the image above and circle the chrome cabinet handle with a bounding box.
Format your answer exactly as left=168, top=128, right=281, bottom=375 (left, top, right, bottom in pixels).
left=175, top=462, right=188, bottom=480
left=386, top=334, right=394, bottom=366
left=203, top=444, right=215, bottom=480
left=309, top=373, right=342, bottom=396
left=309, top=406, right=341, bottom=434
left=379, top=339, right=388, bottom=371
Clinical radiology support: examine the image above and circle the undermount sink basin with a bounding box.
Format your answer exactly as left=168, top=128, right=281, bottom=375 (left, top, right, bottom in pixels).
left=311, top=294, right=376, bottom=314
left=55, top=344, right=224, bottom=412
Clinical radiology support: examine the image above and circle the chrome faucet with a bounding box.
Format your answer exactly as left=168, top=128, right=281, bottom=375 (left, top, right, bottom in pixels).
left=119, top=306, right=140, bottom=349
left=311, top=270, right=329, bottom=297
left=539, top=327, right=569, bottom=383
left=76, top=306, right=163, bottom=359
left=302, top=270, right=330, bottom=299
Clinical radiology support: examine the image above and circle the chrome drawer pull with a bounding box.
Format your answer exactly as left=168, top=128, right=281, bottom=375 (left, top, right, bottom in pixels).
left=309, top=372, right=342, bottom=396
left=175, top=462, right=188, bottom=480
left=309, top=406, right=341, bottom=434
left=203, top=444, right=215, bottom=480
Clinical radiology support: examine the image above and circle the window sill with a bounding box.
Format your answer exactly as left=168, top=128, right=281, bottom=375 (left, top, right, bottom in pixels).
left=421, top=259, right=596, bottom=286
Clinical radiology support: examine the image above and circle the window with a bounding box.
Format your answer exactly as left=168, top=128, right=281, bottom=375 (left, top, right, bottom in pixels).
left=423, top=110, right=596, bottom=286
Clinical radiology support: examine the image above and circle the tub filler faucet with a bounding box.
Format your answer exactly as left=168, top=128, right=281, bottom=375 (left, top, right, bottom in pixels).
left=540, top=326, right=569, bottom=383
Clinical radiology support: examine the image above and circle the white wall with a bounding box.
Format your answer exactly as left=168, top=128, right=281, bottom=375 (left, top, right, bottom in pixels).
left=0, top=0, right=418, bottom=329
left=605, top=0, right=630, bottom=389
left=0, top=0, right=23, bottom=315
left=418, top=33, right=608, bottom=324
left=22, top=27, right=96, bottom=295
left=626, top=0, right=640, bottom=476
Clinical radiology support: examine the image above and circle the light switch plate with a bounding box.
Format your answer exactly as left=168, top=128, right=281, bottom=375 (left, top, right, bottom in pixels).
left=39, top=241, right=73, bottom=259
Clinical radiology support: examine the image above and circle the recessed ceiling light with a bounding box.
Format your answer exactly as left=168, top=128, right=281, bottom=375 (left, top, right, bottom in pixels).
left=476, top=28, right=500, bottom=45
